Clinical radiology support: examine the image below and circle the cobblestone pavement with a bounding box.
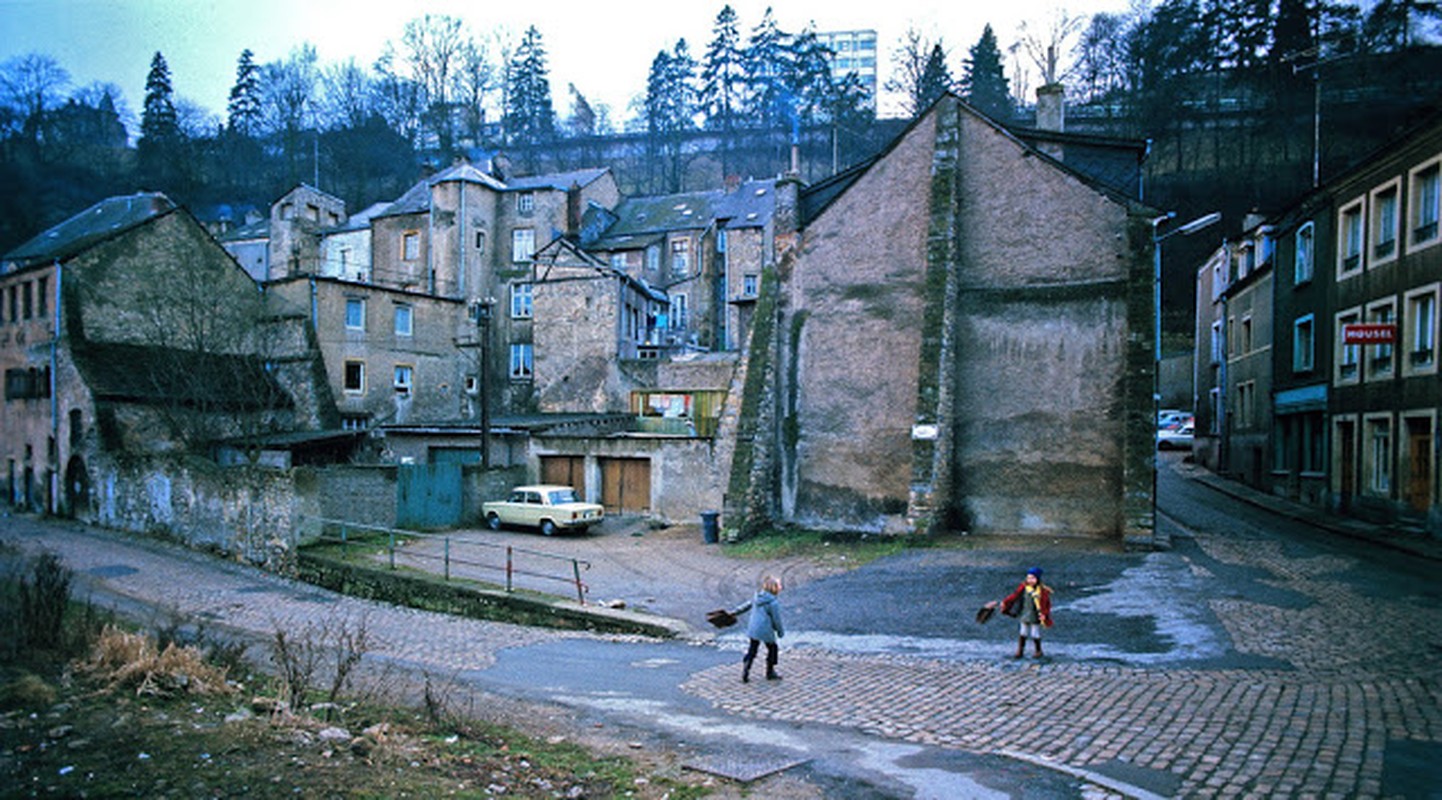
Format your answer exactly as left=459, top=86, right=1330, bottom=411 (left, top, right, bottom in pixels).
left=5, top=461, right=1442, bottom=798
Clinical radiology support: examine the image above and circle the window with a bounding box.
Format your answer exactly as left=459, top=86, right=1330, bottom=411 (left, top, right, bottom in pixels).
left=1411, top=159, right=1440, bottom=246
left=341, top=414, right=369, bottom=431
left=511, top=283, right=533, bottom=318
left=669, top=293, right=689, bottom=330
left=743, top=274, right=759, bottom=297
left=646, top=245, right=660, bottom=272
left=512, top=228, right=535, bottom=262
left=402, top=231, right=420, bottom=261
left=509, top=343, right=533, bottom=379
left=717, top=229, right=727, bottom=253
left=1365, top=415, right=1393, bottom=495
left=475, top=230, right=486, bottom=253
left=394, top=304, right=412, bottom=337
left=670, top=239, right=690, bottom=276
left=1212, top=320, right=1225, bottom=365
left=36, top=277, right=46, bottom=317
left=611, top=253, right=627, bottom=269
left=22, top=281, right=32, bottom=320
left=343, top=360, right=365, bottom=393
left=1367, top=299, right=1395, bottom=378
left=517, top=192, right=534, bottom=214
left=1405, top=286, right=1438, bottom=373
left=1226, top=316, right=1236, bottom=357
left=1336, top=308, right=1361, bottom=383
left=1241, top=315, right=1253, bottom=354
left=1371, top=181, right=1399, bottom=263
left=1294, top=222, right=1314, bottom=284
left=1293, top=315, right=1314, bottom=372
left=345, top=297, right=366, bottom=330
left=393, top=365, right=413, bottom=395
left=1235, top=381, right=1255, bottom=429
left=6, top=286, right=14, bottom=324
left=1338, top=200, right=1364, bottom=277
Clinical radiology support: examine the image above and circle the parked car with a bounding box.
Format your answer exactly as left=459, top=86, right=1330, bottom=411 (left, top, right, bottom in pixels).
left=482, top=484, right=605, bottom=535
left=1158, top=410, right=1193, bottom=430
left=1157, top=425, right=1195, bottom=450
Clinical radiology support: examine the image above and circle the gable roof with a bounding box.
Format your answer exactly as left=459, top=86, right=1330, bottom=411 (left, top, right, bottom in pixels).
left=3, top=192, right=176, bottom=272
left=506, top=167, right=610, bottom=192
left=589, top=179, right=778, bottom=251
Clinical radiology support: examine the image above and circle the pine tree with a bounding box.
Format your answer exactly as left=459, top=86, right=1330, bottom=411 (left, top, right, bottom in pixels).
left=699, top=5, right=745, bottom=134
left=645, top=39, right=697, bottom=192
left=226, top=49, right=262, bottom=136
left=504, top=26, right=555, bottom=148
left=961, top=25, right=1012, bottom=121
left=743, top=7, right=791, bottom=130
left=917, top=44, right=954, bottom=114
left=138, top=51, right=180, bottom=187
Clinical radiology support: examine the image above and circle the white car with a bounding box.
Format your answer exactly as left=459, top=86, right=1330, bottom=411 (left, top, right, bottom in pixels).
left=482, top=484, right=605, bottom=535
left=1157, top=425, right=1195, bottom=450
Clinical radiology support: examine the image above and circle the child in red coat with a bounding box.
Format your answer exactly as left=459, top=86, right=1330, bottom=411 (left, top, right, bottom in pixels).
left=988, top=567, right=1053, bottom=659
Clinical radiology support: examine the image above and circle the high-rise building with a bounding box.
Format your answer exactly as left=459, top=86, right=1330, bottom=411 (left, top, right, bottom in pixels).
left=814, top=29, right=878, bottom=110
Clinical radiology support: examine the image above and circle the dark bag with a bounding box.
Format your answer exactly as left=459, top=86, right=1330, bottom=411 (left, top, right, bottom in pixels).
left=975, top=605, right=996, bottom=624
left=705, top=608, right=738, bottom=628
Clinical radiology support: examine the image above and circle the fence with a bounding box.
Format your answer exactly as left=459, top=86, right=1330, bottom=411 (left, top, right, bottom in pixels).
left=299, top=516, right=591, bottom=604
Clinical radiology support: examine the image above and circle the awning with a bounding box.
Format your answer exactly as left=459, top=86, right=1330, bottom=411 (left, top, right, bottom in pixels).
left=1275, top=384, right=1327, bottom=414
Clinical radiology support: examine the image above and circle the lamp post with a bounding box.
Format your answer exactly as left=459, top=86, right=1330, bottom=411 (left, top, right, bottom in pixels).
left=1152, top=211, right=1220, bottom=541
left=472, top=297, right=496, bottom=469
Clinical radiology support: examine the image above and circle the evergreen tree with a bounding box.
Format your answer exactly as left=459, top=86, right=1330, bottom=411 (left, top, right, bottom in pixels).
left=961, top=25, right=1012, bottom=121
left=566, top=83, right=596, bottom=138
left=644, top=39, right=697, bottom=192
left=699, top=5, right=745, bottom=134
left=743, top=7, right=791, bottom=130
left=787, top=26, right=836, bottom=127
left=226, top=48, right=262, bottom=136
left=504, top=25, right=555, bottom=149
left=917, top=44, right=954, bottom=114
left=138, top=51, right=181, bottom=187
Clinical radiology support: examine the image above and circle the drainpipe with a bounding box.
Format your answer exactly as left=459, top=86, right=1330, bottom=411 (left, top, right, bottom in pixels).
left=458, top=180, right=467, bottom=297
left=50, top=259, right=61, bottom=515
left=309, top=276, right=318, bottom=328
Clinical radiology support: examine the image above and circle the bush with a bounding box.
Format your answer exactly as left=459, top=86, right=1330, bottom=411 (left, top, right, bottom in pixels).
left=19, top=553, right=72, bottom=651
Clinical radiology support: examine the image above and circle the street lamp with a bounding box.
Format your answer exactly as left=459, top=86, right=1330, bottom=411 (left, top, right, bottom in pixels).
left=1151, top=211, right=1220, bottom=543
left=471, top=297, right=496, bottom=469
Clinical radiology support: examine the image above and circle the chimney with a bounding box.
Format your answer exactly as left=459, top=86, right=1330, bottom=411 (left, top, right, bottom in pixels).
left=1036, top=83, right=1065, bottom=134
left=566, top=182, right=582, bottom=238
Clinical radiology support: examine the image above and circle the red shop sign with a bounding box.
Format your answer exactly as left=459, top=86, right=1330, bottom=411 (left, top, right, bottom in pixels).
left=1342, top=323, right=1396, bottom=344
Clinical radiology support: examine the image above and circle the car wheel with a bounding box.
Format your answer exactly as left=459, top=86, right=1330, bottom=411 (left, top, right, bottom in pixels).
left=486, top=513, right=502, bottom=531
left=540, top=519, right=557, bottom=536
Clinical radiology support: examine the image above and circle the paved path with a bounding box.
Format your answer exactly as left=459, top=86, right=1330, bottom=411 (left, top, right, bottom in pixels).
left=4, top=460, right=1441, bottom=798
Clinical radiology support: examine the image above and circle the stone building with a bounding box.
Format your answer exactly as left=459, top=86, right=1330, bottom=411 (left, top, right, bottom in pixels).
left=0, top=193, right=328, bottom=516
left=728, top=94, right=1157, bottom=540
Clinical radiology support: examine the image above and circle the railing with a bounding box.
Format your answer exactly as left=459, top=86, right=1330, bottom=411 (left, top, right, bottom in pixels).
left=298, top=517, right=591, bottom=604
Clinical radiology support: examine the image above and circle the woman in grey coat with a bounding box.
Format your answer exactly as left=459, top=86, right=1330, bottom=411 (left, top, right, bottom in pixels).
left=737, top=575, right=785, bottom=683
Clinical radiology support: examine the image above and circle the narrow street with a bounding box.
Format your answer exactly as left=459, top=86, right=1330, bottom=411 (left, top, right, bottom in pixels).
left=4, top=457, right=1441, bottom=797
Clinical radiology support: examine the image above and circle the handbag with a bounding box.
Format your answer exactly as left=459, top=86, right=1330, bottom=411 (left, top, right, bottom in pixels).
left=975, top=605, right=996, bottom=624
left=705, top=608, right=738, bottom=628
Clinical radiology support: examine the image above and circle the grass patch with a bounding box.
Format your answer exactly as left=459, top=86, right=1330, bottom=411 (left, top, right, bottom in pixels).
left=0, top=544, right=711, bottom=799
left=724, top=527, right=938, bottom=568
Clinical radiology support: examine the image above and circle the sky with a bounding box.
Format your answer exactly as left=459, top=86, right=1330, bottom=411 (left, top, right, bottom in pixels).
left=0, top=0, right=1133, bottom=123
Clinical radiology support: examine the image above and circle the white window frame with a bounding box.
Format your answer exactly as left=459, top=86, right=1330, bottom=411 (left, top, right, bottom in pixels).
left=1410, top=155, right=1441, bottom=251
left=1337, top=197, right=1365, bottom=279
left=669, top=293, right=689, bottom=331
left=393, top=364, right=413, bottom=395
left=1335, top=306, right=1362, bottom=385
left=1293, top=221, right=1314, bottom=285
left=1292, top=315, right=1314, bottom=373
left=512, top=228, right=535, bottom=263
left=670, top=238, right=690, bottom=277
left=402, top=230, right=420, bottom=261
left=511, top=283, right=533, bottom=319
left=345, top=297, right=366, bottom=331
left=517, top=191, right=535, bottom=214
left=1365, top=297, right=1396, bottom=381
left=1403, top=283, right=1439, bottom=377
left=743, top=273, right=759, bottom=298
left=394, top=304, right=413, bottom=337
left=509, top=343, right=533, bottom=380
left=343, top=360, right=365, bottom=393
left=1369, top=178, right=1400, bottom=267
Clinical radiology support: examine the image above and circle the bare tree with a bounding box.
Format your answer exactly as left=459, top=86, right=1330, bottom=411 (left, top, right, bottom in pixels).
left=885, top=27, right=950, bottom=118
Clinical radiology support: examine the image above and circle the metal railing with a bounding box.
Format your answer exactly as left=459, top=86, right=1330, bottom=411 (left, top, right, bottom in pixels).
left=298, top=517, right=590, bottom=604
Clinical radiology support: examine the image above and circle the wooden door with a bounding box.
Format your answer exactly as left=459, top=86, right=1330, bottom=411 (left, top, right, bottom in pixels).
left=600, top=457, right=651, bottom=513
left=1405, top=420, right=1433, bottom=513
left=540, top=456, right=586, bottom=497
left=1337, top=421, right=1356, bottom=510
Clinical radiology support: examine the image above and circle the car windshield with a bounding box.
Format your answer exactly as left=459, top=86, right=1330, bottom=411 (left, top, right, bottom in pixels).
left=549, top=489, right=579, bottom=504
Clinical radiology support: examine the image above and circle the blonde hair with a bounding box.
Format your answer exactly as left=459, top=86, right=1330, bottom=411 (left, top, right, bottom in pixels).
left=761, top=575, right=782, bottom=594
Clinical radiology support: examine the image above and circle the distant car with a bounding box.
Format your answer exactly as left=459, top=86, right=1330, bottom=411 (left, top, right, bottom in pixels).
left=482, top=484, right=605, bottom=535
left=1157, top=425, right=1195, bottom=450
left=1158, top=410, right=1193, bottom=430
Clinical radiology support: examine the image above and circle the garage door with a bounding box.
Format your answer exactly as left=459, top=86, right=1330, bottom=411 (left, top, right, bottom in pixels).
left=540, top=455, right=586, bottom=497
left=600, top=457, right=650, bottom=513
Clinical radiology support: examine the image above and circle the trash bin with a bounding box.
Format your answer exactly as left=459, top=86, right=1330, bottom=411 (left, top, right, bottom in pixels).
left=700, top=510, right=720, bottom=544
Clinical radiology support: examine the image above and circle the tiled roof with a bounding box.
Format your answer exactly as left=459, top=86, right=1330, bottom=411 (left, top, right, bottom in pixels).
left=506, top=167, right=609, bottom=192
left=590, top=179, right=777, bottom=251
left=3, top=193, right=175, bottom=272
left=72, top=340, right=292, bottom=411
